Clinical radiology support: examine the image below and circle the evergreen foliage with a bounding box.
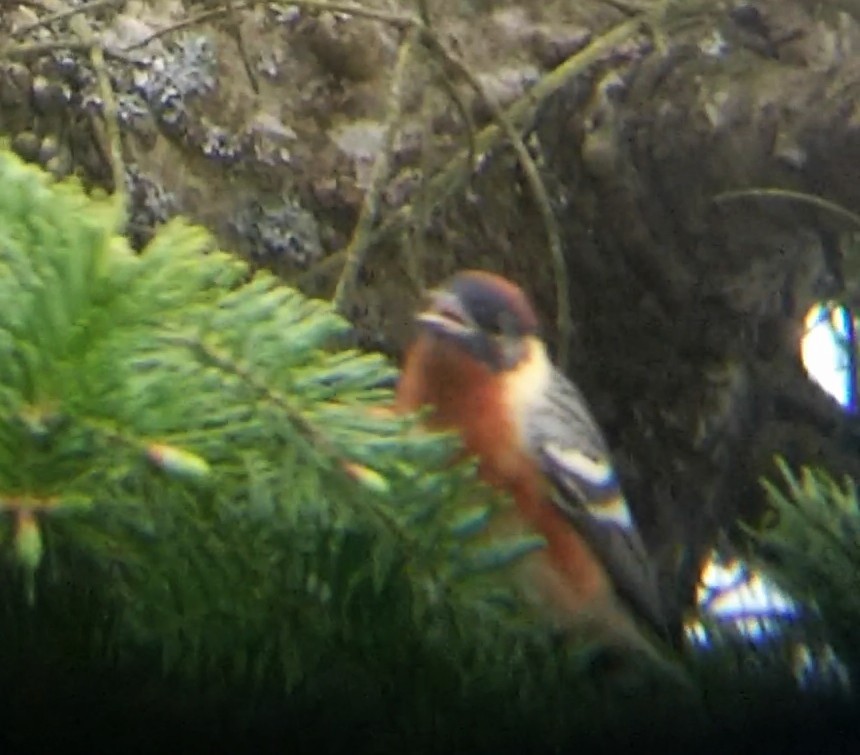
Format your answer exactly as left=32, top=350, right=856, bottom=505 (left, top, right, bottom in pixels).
left=2, top=147, right=853, bottom=751
left=0, top=147, right=696, bottom=748
left=0, top=145, right=551, bottom=685
left=756, top=458, right=860, bottom=680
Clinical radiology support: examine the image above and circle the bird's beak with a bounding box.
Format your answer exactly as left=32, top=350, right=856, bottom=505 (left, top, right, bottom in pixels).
left=415, top=289, right=477, bottom=339
left=415, top=287, right=505, bottom=370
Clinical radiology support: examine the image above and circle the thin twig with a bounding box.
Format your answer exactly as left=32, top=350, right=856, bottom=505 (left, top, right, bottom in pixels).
left=409, top=83, right=435, bottom=291
left=398, top=0, right=470, bottom=292
left=332, top=31, right=417, bottom=314
left=420, top=32, right=573, bottom=369
left=1, top=0, right=52, bottom=11
left=372, top=18, right=641, bottom=257
left=225, top=0, right=259, bottom=93
left=89, top=41, right=125, bottom=206
left=403, top=0, right=574, bottom=360
left=278, top=0, right=415, bottom=27
left=11, top=0, right=125, bottom=38
left=412, top=0, right=478, bottom=170
left=123, top=0, right=417, bottom=51
left=37, top=0, right=126, bottom=224
left=299, top=16, right=645, bottom=289
left=602, top=0, right=648, bottom=15
left=431, top=59, right=477, bottom=173
left=3, top=38, right=109, bottom=58
left=394, top=0, right=437, bottom=291
left=713, top=188, right=860, bottom=231
left=644, top=0, right=672, bottom=54
left=121, top=3, right=252, bottom=50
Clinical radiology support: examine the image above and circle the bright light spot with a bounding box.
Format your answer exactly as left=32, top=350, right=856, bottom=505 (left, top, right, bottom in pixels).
left=687, top=552, right=799, bottom=647
left=681, top=302, right=858, bottom=690
left=702, top=566, right=797, bottom=622
left=793, top=644, right=852, bottom=692
left=684, top=550, right=850, bottom=693
left=801, top=303, right=856, bottom=413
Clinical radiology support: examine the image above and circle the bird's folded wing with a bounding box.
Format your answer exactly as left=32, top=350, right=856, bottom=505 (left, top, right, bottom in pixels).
left=538, top=441, right=668, bottom=637
left=528, top=374, right=668, bottom=635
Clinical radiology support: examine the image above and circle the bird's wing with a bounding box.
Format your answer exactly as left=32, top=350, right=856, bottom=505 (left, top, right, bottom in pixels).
left=526, top=371, right=668, bottom=637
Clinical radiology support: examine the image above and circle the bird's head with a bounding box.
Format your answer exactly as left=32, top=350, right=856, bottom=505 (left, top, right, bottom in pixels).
left=415, top=270, right=541, bottom=372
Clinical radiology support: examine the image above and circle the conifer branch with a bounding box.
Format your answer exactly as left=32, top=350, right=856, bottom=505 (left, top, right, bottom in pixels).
left=161, top=331, right=417, bottom=543
left=0, top=149, right=719, bottom=735
left=754, top=458, right=860, bottom=678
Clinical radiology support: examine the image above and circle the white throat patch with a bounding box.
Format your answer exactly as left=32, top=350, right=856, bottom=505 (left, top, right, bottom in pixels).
left=502, top=337, right=552, bottom=438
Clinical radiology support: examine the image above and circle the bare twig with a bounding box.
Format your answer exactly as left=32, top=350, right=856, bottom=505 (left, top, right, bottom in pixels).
left=369, top=17, right=645, bottom=249
left=397, top=0, right=572, bottom=363
left=419, top=33, right=574, bottom=369
left=225, top=0, right=259, bottom=92
left=89, top=42, right=125, bottom=202
left=427, top=48, right=477, bottom=174
left=279, top=0, right=415, bottom=28
left=1, top=0, right=52, bottom=13
left=10, top=0, right=125, bottom=38
left=313, top=18, right=639, bottom=289
left=4, top=0, right=644, bottom=361
left=402, top=0, right=470, bottom=292
left=409, top=83, right=435, bottom=292
left=123, top=0, right=417, bottom=51
left=300, top=16, right=644, bottom=355
left=602, top=0, right=649, bottom=15
left=1, top=37, right=131, bottom=61
left=332, top=30, right=418, bottom=314
left=34, top=0, right=126, bottom=224
left=2, top=38, right=88, bottom=56
left=713, top=188, right=860, bottom=231
left=121, top=3, right=253, bottom=50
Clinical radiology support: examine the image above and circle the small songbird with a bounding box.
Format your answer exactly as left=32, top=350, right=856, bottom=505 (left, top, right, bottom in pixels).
left=395, top=269, right=672, bottom=660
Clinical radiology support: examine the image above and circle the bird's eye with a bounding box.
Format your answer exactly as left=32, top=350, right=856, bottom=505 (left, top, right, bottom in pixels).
left=497, top=311, right=519, bottom=337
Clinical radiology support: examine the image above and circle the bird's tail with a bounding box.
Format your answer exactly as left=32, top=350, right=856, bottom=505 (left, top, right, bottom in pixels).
left=579, top=598, right=701, bottom=697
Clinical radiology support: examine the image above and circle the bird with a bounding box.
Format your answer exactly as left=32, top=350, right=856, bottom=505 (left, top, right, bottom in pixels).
left=395, top=269, right=676, bottom=665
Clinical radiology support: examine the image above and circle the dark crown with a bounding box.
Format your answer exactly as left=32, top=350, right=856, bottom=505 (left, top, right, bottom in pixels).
left=446, top=270, right=539, bottom=336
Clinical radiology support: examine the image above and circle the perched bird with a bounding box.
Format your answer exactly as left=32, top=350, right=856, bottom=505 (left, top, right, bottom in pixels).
left=395, top=270, right=673, bottom=661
